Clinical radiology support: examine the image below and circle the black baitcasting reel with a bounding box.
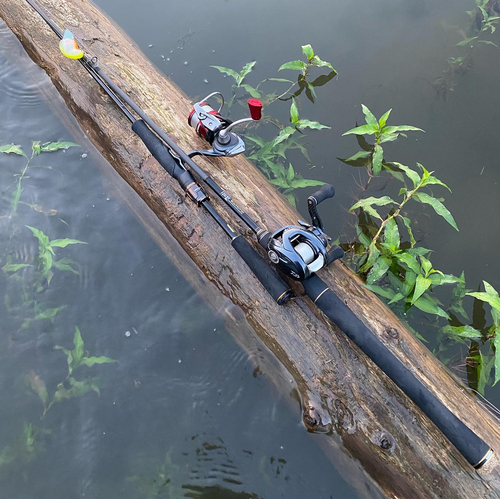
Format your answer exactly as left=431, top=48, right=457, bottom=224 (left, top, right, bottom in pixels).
left=264, top=184, right=344, bottom=280
left=187, top=91, right=262, bottom=158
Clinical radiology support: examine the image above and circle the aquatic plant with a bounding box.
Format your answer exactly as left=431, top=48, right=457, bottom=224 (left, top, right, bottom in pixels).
left=343, top=105, right=500, bottom=390
left=0, top=140, right=79, bottom=214
left=211, top=45, right=336, bottom=206
left=0, top=424, right=50, bottom=470
left=26, top=326, right=116, bottom=416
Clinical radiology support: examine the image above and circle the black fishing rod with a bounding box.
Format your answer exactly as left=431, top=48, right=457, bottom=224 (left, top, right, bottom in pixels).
left=26, top=0, right=493, bottom=469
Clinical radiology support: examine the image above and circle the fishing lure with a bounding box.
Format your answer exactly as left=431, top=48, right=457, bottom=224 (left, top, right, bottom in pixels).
left=59, top=29, right=83, bottom=59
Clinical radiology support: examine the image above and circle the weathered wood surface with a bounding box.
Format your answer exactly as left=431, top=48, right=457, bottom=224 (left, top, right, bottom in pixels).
left=1, top=1, right=500, bottom=497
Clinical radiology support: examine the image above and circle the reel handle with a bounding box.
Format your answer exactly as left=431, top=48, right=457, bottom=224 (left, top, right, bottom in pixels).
left=308, top=184, right=335, bottom=230
left=326, top=245, right=344, bottom=265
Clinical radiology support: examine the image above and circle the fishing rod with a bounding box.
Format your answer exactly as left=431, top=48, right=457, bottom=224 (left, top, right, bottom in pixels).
left=26, top=0, right=493, bottom=469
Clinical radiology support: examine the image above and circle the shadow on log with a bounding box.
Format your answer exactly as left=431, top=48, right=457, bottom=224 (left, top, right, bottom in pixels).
left=1, top=1, right=500, bottom=497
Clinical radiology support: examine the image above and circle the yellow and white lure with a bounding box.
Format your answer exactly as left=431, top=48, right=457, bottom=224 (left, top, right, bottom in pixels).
left=59, top=29, right=84, bottom=59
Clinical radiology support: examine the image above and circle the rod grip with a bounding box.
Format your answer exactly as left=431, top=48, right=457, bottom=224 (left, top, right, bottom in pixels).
left=231, top=235, right=293, bottom=305
left=326, top=245, right=344, bottom=265
left=302, top=274, right=492, bottom=469
left=132, top=119, right=186, bottom=183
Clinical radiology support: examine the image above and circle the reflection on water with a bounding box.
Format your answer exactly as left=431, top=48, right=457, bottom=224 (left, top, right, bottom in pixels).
left=0, top=19, right=359, bottom=499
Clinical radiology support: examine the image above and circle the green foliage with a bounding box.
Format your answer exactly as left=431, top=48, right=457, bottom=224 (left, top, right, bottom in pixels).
left=26, top=327, right=116, bottom=416
left=341, top=105, right=423, bottom=175
left=212, top=46, right=336, bottom=206
left=0, top=424, right=49, bottom=469
left=25, top=225, right=86, bottom=290
left=0, top=140, right=79, bottom=214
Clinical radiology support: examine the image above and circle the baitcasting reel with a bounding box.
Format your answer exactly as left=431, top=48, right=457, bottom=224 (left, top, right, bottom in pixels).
left=187, top=91, right=262, bottom=158
left=265, top=184, right=344, bottom=280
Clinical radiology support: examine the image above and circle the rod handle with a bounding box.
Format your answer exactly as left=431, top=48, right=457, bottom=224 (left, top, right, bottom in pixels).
left=326, top=245, right=344, bottom=265
left=231, top=235, right=294, bottom=305
left=302, top=274, right=493, bottom=469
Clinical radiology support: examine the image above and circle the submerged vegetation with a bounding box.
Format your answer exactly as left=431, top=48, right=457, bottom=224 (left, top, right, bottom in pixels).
left=0, top=140, right=117, bottom=471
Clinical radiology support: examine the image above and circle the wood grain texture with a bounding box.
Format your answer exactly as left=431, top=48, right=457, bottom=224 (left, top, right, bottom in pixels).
left=1, top=1, right=500, bottom=497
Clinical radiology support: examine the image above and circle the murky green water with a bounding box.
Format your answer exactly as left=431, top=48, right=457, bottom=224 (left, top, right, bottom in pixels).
left=2, top=0, right=500, bottom=495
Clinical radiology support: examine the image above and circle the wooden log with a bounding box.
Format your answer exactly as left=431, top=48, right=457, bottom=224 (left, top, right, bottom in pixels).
left=2, top=1, right=500, bottom=497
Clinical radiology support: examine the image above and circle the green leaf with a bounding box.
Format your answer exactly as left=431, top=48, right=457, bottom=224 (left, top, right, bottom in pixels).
left=366, top=256, right=391, bottom=284
left=399, top=216, right=416, bottom=246
left=483, top=281, right=499, bottom=298
left=52, top=257, right=79, bottom=275
left=11, top=182, right=23, bottom=211
left=25, top=226, right=50, bottom=249
left=343, top=124, right=379, bottom=136
left=412, top=192, right=458, bottom=231
left=210, top=65, right=240, bottom=81
left=422, top=174, right=452, bottom=192
left=449, top=271, right=469, bottom=320
left=296, top=119, right=330, bottom=130
left=272, top=126, right=296, bottom=146
left=278, top=60, right=307, bottom=71
left=388, top=292, right=405, bottom=305
left=365, top=284, right=395, bottom=300
left=442, top=325, right=482, bottom=339
left=477, top=40, right=500, bottom=48
left=78, top=356, right=117, bottom=368
left=396, top=252, right=420, bottom=274
left=361, top=104, right=378, bottom=126
left=382, top=125, right=424, bottom=134
left=301, top=44, right=315, bottom=60
left=413, top=295, right=450, bottom=319
left=40, top=251, right=53, bottom=278
left=35, top=305, right=67, bottom=322
left=50, top=238, right=87, bottom=248
left=493, top=333, right=500, bottom=386
left=412, top=275, right=432, bottom=304
left=467, top=291, right=500, bottom=314
left=456, top=36, right=478, bottom=46
left=392, top=162, right=421, bottom=188
left=310, top=56, right=335, bottom=72
left=2, top=263, right=32, bottom=273
left=289, top=178, right=324, bottom=188
left=290, top=99, right=299, bottom=123
left=340, top=151, right=371, bottom=163
left=40, top=141, right=79, bottom=152
left=0, top=144, right=26, bottom=156
left=240, top=84, right=261, bottom=98
left=378, top=109, right=392, bottom=128
left=379, top=133, right=399, bottom=144
left=350, top=196, right=395, bottom=212
left=419, top=255, right=433, bottom=277
left=73, top=326, right=85, bottom=366
left=360, top=242, right=381, bottom=273
left=372, top=144, right=383, bottom=175
left=383, top=218, right=400, bottom=251
left=238, top=61, right=256, bottom=85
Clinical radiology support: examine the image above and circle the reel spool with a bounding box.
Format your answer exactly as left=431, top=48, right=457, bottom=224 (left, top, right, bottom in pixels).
left=187, top=91, right=228, bottom=144
left=268, top=224, right=330, bottom=280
